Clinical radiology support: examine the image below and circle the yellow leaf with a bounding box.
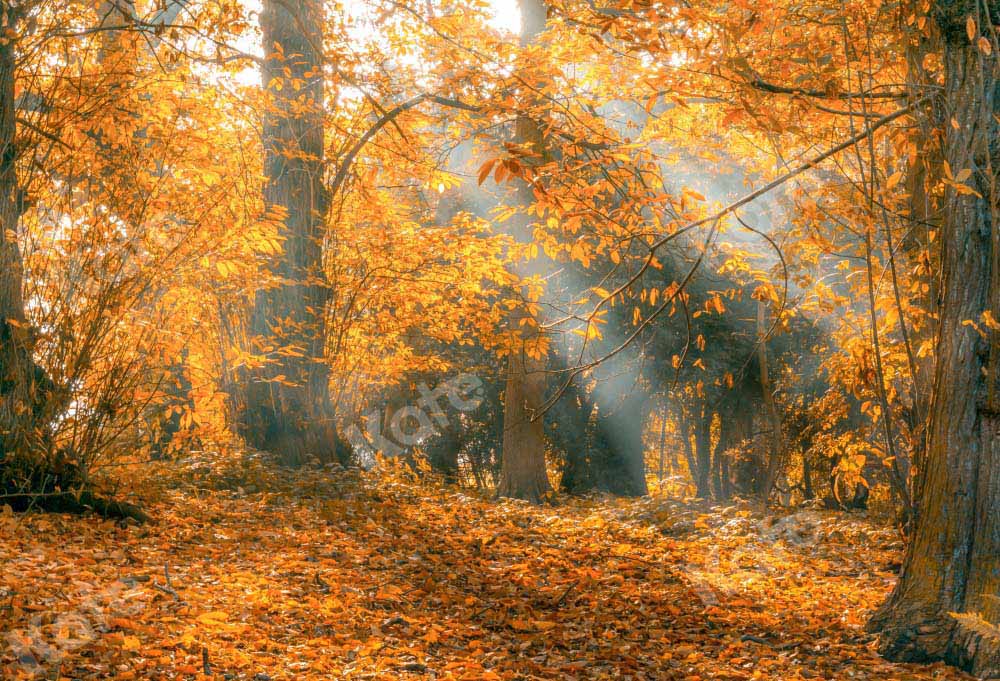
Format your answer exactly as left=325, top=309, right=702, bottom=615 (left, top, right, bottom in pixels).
left=197, top=611, right=229, bottom=626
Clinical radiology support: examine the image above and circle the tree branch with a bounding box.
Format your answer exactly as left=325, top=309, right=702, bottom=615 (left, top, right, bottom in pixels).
left=744, top=73, right=908, bottom=100
left=327, top=93, right=480, bottom=201
left=534, top=96, right=929, bottom=414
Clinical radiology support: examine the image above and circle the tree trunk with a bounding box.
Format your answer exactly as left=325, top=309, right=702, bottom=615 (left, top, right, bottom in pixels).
left=678, top=409, right=698, bottom=493
left=657, top=407, right=669, bottom=492
left=713, top=412, right=734, bottom=501
left=725, top=388, right=754, bottom=496
left=426, top=427, right=461, bottom=484
left=241, top=0, right=346, bottom=466
left=902, top=8, right=943, bottom=486
left=0, top=19, right=145, bottom=522
left=499, top=347, right=552, bottom=502
left=731, top=397, right=761, bottom=498
left=693, top=406, right=712, bottom=499
left=802, top=456, right=814, bottom=501
left=869, top=4, right=1000, bottom=676
left=498, top=0, right=553, bottom=502
left=592, top=391, right=649, bottom=497
left=757, top=301, right=787, bottom=503
left=0, top=15, right=37, bottom=473
left=552, top=378, right=595, bottom=493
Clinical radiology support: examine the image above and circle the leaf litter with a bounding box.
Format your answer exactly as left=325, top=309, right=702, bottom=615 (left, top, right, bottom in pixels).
left=0, top=471, right=975, bottom=680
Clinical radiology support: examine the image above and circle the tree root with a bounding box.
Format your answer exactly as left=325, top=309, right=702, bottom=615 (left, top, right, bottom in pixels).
left=2, top=490, right=150, bottom=523
left=869, top=604, right=1000, bottom=679
left=949, top=613, right=1000, bottom=680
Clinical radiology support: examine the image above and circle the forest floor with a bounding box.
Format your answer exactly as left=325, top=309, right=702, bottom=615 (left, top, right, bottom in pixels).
left=0, top=467, right=977, bottom=681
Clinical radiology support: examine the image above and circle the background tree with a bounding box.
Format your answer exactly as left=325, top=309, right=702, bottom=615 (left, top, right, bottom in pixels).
left=497, top=0, right=554, bottom=502
left=239, top=0, right=347, bottom=466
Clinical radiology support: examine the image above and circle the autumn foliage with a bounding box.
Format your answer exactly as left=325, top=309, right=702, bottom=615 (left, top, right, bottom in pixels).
left=0, top=0, right=998, bottom=678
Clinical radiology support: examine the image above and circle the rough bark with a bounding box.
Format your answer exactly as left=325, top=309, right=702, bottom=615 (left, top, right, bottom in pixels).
left=499, top=345, right=552, bottom=502
left=0, top=21, right=31, bottom=465
left=497, top=0, right=553, bottom=502
left=869, top=4, right=1000, bottom=677
left=0, top=14, right=51, bottom=481
left=241, top=0, right=347, bottom=466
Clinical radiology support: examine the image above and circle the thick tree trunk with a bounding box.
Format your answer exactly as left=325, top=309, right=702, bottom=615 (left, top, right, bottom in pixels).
left=0, top=22, right=145, bottom=522
left=498, top=0, right=553, bottom=502
left=869, top=5, right=1000, bottom=677
left=0, top=18, right=37, bottom=472
left=714, top=393, right=755, bottom=501
left=241, top=0, right=346, bottom=466
left=499, top=347, right=552, bottom=502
